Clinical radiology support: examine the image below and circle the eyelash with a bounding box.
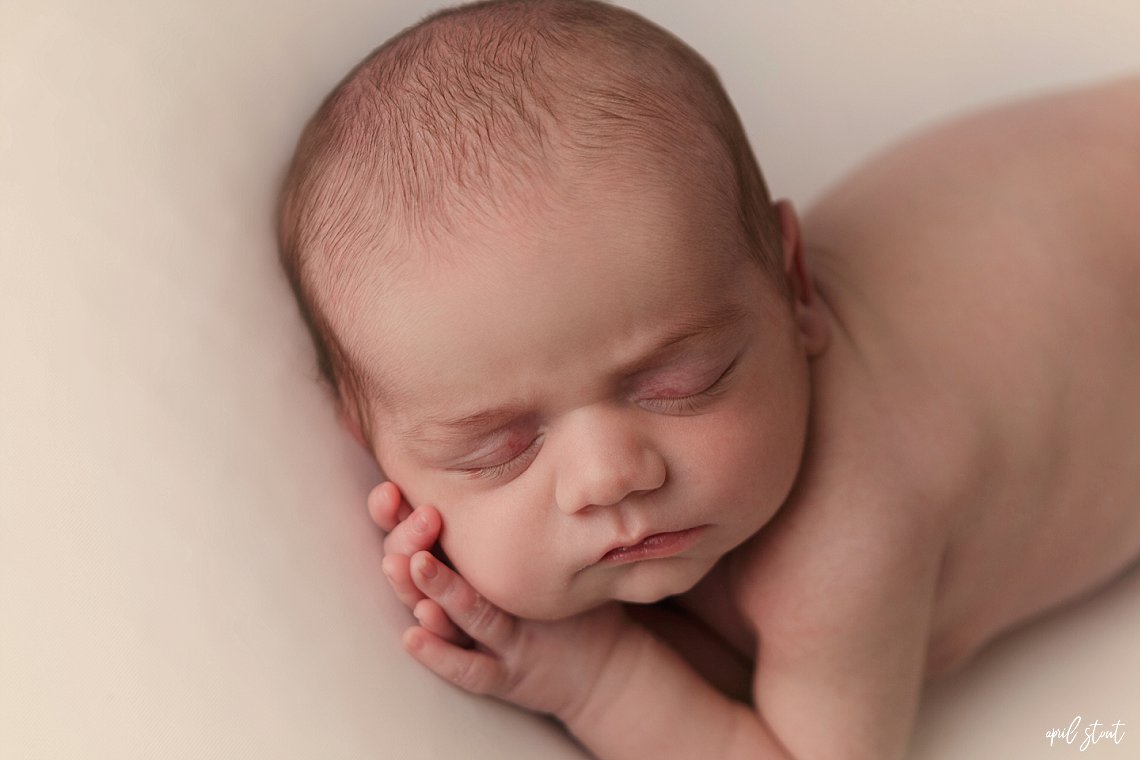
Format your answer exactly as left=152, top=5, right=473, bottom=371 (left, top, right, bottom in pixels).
left=639, top=357, right=739, bottom=415
left=462, top=435, right=544, bottom=481
left=461, top=357, right=740, bottom=481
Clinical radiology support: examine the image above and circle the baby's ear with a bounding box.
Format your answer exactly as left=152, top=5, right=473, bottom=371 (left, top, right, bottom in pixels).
left=774, top=199, right=807, bottom=298
left=774, top=199, right=829, bottom=357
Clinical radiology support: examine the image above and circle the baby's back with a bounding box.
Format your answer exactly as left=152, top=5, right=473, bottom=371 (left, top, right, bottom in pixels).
left=803, top=75, right=1140, bottom=670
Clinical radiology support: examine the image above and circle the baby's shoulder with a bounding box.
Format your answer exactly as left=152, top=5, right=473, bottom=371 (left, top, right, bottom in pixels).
left=805, top=74, right=1140, bottom=263
left=798, top=75, right=1140, bottom=505
left=778, top=76, right=1140, bottom=672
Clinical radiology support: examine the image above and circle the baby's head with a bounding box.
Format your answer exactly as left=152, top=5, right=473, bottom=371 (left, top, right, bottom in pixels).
left=278, top=0, right=828, bottom=619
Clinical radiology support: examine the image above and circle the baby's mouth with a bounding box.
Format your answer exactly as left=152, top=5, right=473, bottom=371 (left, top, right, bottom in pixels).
left=597, top=526, right=705, bottom=565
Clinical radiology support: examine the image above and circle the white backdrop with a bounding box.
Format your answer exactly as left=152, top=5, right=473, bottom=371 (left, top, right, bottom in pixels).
left=2, top=2, right=1138, bottom=758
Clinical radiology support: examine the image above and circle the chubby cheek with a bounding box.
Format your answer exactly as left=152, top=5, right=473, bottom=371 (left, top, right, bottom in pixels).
left=690, top=379, right=809, bottom=523
left=435, top=502, right=562, bottom=618
left=384, top=457, right=577, bottom=618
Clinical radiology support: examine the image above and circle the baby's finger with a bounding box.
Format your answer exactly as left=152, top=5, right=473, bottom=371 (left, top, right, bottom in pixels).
left=413, top=598, right=473, bottom=647
left=382, top=505, right=441, bottom=558
left=402, top=626, right=507, bottom=697
left=411, top=551, right=517, bottom=652
left=367, top=481, right=413, bottom=532
left=382, top=553, right=426, bottom=610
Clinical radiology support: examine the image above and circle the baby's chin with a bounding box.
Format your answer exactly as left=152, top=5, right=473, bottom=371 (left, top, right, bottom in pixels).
left=485, top=585, right=608, bottom=622
left=493, top=564, right=710, bottom=621
left=610, top=561, right=710, bottom=606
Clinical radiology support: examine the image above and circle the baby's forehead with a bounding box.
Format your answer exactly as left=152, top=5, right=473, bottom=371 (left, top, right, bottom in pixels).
left=350, top=210, right=757, bottom=423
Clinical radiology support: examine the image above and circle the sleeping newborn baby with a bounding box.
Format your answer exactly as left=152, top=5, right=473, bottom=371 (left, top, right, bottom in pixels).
left=276, top=0, right=1140, bottom=757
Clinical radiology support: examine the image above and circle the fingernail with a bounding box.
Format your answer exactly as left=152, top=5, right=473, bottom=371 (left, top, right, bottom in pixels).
left=381, top=557, right=396, bottom=580
left=416, top=554, right=437, bottom=579
left=412, top=511, right=429, bottom=533
left=404, top=630, right=424, bottom=652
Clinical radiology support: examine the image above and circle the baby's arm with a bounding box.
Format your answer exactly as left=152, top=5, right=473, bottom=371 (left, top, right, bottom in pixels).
left=741, top=499, right=946, bottom=760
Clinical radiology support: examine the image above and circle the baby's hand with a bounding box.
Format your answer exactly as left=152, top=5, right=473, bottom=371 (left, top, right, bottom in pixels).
left=403, top=548, right=632, bottom=721
left=367, top=481, right=635, bottom=721
left=368, top=481, right=468, bottom=645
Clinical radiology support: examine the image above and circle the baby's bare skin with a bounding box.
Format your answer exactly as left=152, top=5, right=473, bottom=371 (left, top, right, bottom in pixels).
left=367, top=76, right=1140, bottom=759
left=799, top=73, right=1140, bottom=654
left=666, top=75, right=1140, bottom=752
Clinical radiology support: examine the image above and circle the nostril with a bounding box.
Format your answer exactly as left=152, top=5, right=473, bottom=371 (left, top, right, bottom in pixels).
left=551, top=412, right=668, bottom=512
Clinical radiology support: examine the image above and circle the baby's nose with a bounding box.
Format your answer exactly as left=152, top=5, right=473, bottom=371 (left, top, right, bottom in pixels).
left=552, top=405, right=666, bottom=514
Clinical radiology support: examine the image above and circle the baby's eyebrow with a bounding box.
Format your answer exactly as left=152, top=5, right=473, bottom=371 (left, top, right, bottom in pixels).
left=405, top=404, right=536, bottom=449
left=405, top=301, right=750, bottom=448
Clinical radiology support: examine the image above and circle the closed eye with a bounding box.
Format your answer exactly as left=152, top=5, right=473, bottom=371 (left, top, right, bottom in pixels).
left=638, top=355, right=740, bottom=415
left=459, top=435, right=543, bottom=481
left=456, top=356, right=741, bottom=481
